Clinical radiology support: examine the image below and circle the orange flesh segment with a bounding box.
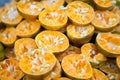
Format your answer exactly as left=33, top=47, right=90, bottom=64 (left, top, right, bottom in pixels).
left=18, top=0, right=43, bottom=15
left=43, top=60, right=61, bottom=80
left=97, top=33, right=120, bottom=54
left=35, top=31, right=69, bottom=53
left=81, top=43, right=106, bottom=64
left=67, top=25, right=94, bottom=38
left=113, top=7, right=120, bottom=24
left=19, top=49, right=56, bottom=75
left=95, top=0, right=113, bottom=7
left=89, top=68, right=108, bottom=80
left=66, top=1, right=95, bottom=25
left=1, top=4, right=22, bottom=25
left=1, top=8, right=21, bottom=21
left=39, top=9, right=67, bottom=26
left=14, top=38, right=37, bottom=59
left=0, top=58, right=24, bottom=79
left=62, top=54, right=92, bottom=79
left=16, top=20, right=40, bottom=36
left=92, top=11, right=118, bottom=28
left=0, top=27, right=16, bottom=44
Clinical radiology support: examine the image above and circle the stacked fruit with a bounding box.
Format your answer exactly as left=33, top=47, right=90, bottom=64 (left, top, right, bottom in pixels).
left=0, top=0, right=120, bottom=80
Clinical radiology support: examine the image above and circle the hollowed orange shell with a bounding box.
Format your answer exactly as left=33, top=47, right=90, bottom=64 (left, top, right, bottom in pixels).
left=88, top=68, right=108, bottom=80
left=17, top=0, right=44, bottom=19
left=35, top=30, right=69, bottom=53
left=66, top=1, right=95, bottom=25
left=39, top=8, right=68, bottom=30
left=96, top=33, right=120, bottom=57
left=67, top=24, right=94, bottom=45
left=43, top=59, right=61, bottom=80
left=19, top=49, right=56, bottom=77
left=92, top=10, right=119, bottom=31
left=62, top=54, right=93, bottom=79
left=0, top=27, right=17, bottom=47
left=94, top=0, right=114, bottom=10
left=81, top=43, right=107, bottom=66
left=14, top=38, right=37, bottom=59
left=112, top=6, right=120, bottom=24
left=1, top=2, right=22, bottom=26
left=16, top=19, right=41, bottom=38
left=0, top=58, right=24, bottom=80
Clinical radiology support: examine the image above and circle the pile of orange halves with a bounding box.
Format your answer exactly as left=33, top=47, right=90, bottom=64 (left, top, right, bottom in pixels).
left=0, top=0, right=120, bottom=80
